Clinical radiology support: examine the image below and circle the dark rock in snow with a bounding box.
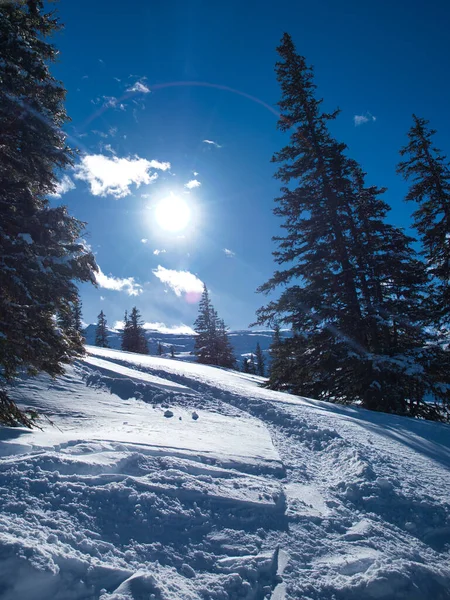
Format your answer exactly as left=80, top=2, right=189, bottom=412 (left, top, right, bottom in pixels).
left=164, top=410, right=174, bottom=418
left=192, top=411, right=199, bottom=420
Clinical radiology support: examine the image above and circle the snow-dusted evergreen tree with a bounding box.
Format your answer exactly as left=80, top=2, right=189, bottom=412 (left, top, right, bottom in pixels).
left=255, top=342, right=266, bottom=376
left=0, top=1, right=97, bottom=427
left=122, top=307, right=148, bottom=354
left=397, top=115, right=450, bottom=327
left=170, top=346, right=175, bottom=358
left=95, top=310, right=109, bottom=348
left=241, top=358, right=250, bottom=373
left=157, top=342, right=163, bottom=356
left=194, top=285, right=235, bottom=367
left=256, top=33, right=449, bottom=420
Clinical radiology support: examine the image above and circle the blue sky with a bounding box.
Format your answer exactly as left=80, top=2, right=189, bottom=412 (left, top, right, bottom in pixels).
left=50, top=0, right=450, bottom=332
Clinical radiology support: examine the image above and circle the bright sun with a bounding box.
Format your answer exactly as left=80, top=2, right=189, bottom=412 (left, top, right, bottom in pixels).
left=155, top=194, right=191, bottom=232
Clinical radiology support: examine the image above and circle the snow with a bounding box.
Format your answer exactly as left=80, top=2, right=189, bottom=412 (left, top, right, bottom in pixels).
left=1, top=346, right=450, bottom=599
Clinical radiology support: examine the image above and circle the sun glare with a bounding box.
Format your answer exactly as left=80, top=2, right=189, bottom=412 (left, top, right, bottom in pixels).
left=155, top=194, right=191, bottom=232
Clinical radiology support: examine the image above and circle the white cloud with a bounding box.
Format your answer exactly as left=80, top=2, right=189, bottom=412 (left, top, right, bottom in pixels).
left=141, top=238, right=148, bottom=244
left=223, top=248, right=235, bottom=258
left=153, top=249, right=166, bottom=255
left=203, top=139, right=222, bottom=148
left=73, top=154, right=170, bottom=198
left=193, top=171, right=199, bottom=176
left=49, top=175, right=76, bottom=198
left=100, top=296, right=105, bottom=301
left=102, top=96, right=125, bottom=110
left=184, top=179, right=201, bottom=190
left=354, top=112, right=376, bottom=127
left=127, top=81, right=150, bottom=94
left=152, top=265, right=203, bottom=297
left=143, top=322, right=196, bottom=335
left=95, top=266, right=143, bottom=296
left=103, top=144, right=116, bottom=155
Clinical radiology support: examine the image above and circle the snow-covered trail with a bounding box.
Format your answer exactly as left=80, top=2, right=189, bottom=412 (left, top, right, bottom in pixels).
left=1, top=347, right=450, bottom=600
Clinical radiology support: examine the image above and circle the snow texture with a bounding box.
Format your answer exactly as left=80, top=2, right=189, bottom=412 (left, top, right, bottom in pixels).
left=1, top=345, right=450, bottom=599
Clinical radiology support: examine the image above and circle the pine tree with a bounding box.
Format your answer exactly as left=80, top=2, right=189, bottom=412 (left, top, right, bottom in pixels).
left=170, top=346, right=175, bottom=358
left=241, top=358, right=250, bottom=373
left=256, top=34, right=449, bottom=420
left=121, top=311, right=131, bottom=351
left=194, top=284, right=235, bottom=367
left=255, top=342, right=266, bottom=376
left=0, top=1, right=97, bottom=427
left=95, top=310, right=109, bottom=348
left=157, top=342, right=163, bottom=356
left=397, top=115, right=450, bottom=327
left=125, top=307, right=148, bottom=354
left=194, top=284, right=216, bottom=365
left=216, top=319, right=236, bottom=369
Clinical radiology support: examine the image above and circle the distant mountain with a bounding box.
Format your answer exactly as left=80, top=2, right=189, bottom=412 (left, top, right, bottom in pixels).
left=84, top=325, right=290, bottom=363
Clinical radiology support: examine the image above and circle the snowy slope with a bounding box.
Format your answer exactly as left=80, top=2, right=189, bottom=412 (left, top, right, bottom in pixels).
left=1, top=347, right=450, bottom=600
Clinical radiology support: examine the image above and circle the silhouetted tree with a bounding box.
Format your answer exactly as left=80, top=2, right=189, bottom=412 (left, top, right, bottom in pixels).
left=0, top=1, right=97, bottom=427
left=95, top=310, right=109, bottom=348
left=194, top=284, right=236, bottom=368
left=398, top=115, right=450, bottom=328
left=256, top=34, right=449, bottom=420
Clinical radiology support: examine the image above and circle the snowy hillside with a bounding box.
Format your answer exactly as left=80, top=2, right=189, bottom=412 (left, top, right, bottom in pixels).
left=1, top=347, right=450, bottom=599
left=83, top=326, right=290, bottom=362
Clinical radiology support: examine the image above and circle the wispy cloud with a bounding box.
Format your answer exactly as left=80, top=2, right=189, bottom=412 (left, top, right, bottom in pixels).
left=354, top=112, right=377, bottom=127
left=184, top=179, right=201, bottom=190
left=153, top=249, right=166, bottom=255
left=102, top=96, right=126, bottom=111
left=143, top=322, right=196, bottom=335
left=73, top=154, right=170, bottom=198
left=223, top=248, right=235, bottom=258
left=127, top=81, right=150, bottom=94
left=141, top=239, right=148, bottom=244
left=92, top=129, right=109, bottom=138
left=152, top=265, right=203, bottom=299
left=95, top=266, right=143, bottom=296
left=203, top=139, right=222, bottom=148
left=102, top=143, right=116, bottom=155
left=49, top=175, right=76, bottom=198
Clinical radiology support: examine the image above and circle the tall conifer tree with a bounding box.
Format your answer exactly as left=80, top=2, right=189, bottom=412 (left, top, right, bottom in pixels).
left=125, top=307, right=148, bottom=354
left=256, top=34, right=449, bottom=420
left=194, top=285, right=235, bottom=367
left=95, top=310, right=109, bottom=348
left=0, top=1, right=97, bottom=426
left=397, top=115, right=450, bottom=327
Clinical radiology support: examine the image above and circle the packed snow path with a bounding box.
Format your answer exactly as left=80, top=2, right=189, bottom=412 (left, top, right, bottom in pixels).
left=0, top=346, right=449, bottom=599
